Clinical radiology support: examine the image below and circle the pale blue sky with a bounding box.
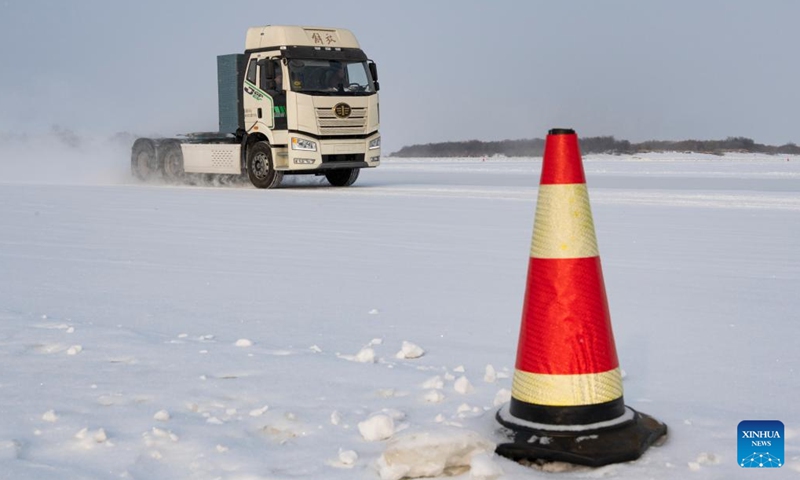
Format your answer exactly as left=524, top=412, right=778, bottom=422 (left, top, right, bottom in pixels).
left=1, top=0, right=799, bottom=153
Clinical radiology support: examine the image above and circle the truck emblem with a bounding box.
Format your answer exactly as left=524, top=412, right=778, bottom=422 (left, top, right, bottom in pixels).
left=333, top=103, right=351, bottom=118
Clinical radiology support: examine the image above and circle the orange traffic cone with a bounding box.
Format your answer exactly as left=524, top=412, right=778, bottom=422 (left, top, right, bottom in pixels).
left=495, top=129, right=666, bottom=466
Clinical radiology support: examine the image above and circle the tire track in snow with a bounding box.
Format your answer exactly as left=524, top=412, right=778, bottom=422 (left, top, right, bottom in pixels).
left=287, top=185, right=800, bottom=211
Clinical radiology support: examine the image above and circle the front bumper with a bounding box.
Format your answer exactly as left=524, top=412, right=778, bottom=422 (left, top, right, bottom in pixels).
left=278, top=132, right=381, bottom=171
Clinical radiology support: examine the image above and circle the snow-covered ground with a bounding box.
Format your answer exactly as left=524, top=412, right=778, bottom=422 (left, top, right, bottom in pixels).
left=1, top=144, right=799, bottom=479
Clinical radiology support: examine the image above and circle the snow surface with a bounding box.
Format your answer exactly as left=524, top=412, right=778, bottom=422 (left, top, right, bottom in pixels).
left=1, top=143, right=799, bottom=479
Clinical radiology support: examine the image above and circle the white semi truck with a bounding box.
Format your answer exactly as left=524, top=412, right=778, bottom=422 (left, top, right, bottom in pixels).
left=131, top=25, right=381, bottom=188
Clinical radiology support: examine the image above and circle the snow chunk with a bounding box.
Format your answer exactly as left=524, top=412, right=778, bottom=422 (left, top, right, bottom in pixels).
left=421, top=375, right=444, bottom=390
left=309, top=344, right=322, bottom=353
left=369, top=309, right=380, bottom=315
left=454, top=376, right=474, bottom=394
left=376, top=388, right=395, bottom=398
left=235, top=339, right=253, bottom=347
left=339, top=449, right=358, bottom=465
left=143, top=427, right=179, bottom=448
left=330, top=411, right=342, bottom=426
left=75, top=428, right=109, bottom=448
left=493, top=389, right=511, bottom=406
left=453, top=365, right=465, bottom=373
left=153, top=410, right=170, bottom=422
left=338, top=346, right=377, bottom=363
left=533, top=436, right=552, bottom=445
left=358, top=414, right=395, bottom=441
left=355, top=347, right=377, bottom=363
left=377, top=429, right=495, bottom=480
left=66, top=345, right=83, bottom=355
left=249, top=405, right=269, bottom=417
left=538, top=461, right=576, bottom=473
left=151, top=427, right=179, bottom=442
left=483, top=365, right=497, bottom=383
left=456, top=404, right=482, bottom=419
left=470, top=452, right=503, bottom=479
left=92, top=428, right=108, bottom=443
left=396, top=341, right=425, bottom=359
left=694, top=452, right=721, bottom=466
left=42, top=410, right=59, bottom=422
left=423, top=390, right=445, bottom=403
left=457, top=404, right=472, bottom=414
left=329, top=448, right=360, bottom=469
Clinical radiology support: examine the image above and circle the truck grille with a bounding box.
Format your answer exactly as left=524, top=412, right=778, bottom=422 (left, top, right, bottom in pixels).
left=322, top=154, right=365, bottom=163
left=316, top=107, right=367, bottom=135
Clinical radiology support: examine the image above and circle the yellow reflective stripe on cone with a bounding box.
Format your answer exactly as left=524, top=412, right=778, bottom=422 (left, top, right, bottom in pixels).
left=511, top=368, right=623, bottom=406
left=530, top=184, right=599, bottom=259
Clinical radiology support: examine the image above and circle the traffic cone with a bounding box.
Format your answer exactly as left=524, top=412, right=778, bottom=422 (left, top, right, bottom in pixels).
left=495, top=128, right=666, bottom=467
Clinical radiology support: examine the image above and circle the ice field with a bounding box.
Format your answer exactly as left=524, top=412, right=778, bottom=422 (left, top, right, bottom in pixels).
left=1, top=145, right=799, bottom=479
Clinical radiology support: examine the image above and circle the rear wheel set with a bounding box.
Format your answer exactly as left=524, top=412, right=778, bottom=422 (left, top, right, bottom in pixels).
left=160, top=140, right=185, bottom=183
left=131, top=139, right=188, bottom=184
left=131, top=139, right=159, bottom=181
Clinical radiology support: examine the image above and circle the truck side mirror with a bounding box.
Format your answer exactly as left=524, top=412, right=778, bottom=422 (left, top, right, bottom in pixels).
left=259, top=60, right=277, bottom=91
left=259, top=59, right=276, bottom=79
left=368, top=61, right=378, bottom=82
left=374, top=81, right=380, bottom=92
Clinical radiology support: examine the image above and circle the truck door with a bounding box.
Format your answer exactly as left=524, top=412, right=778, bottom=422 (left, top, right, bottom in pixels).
left=262, top=59, right=287, bottom=130
left=242, top=54, right=273, bottom=131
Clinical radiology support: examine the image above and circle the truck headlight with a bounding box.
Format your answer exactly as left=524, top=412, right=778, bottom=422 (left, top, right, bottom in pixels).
left=291, top=137, right=317, bottom=152
left=368, top=136, right=381, bottom=150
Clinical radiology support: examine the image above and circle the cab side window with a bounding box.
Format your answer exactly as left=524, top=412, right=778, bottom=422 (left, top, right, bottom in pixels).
left=246, top=58, right=257, bottom=85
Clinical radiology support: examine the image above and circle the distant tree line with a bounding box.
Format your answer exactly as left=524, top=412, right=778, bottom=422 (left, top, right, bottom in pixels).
left=392, top=136, right=800, bottom=157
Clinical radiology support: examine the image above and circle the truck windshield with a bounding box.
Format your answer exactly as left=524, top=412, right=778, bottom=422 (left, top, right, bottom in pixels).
left=287, top=59, right=375, bottom=96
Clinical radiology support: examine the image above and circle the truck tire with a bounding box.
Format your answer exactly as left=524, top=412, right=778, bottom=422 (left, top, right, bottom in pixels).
left=246, top=141, right=283, bottom=189
left=325, top=168, right=360, bottom=187
left=160, top=140, right=185, bottom=183
left=131, top=138, right=159, bottom=181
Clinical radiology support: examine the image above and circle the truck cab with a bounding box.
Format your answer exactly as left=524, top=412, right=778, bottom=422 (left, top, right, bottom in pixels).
left=131, top=25, right=381, bottom=189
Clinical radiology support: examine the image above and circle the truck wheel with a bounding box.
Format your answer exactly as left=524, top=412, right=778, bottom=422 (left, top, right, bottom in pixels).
left=246, top=142, right=283, bottom=189
left=325, top=168, right=360, bottom=187
left=131, top=138, right=159, bottom=181
left=160, top=141, right=185, bottom=183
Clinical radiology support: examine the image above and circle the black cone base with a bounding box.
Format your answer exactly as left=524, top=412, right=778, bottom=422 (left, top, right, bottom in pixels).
left=495, top=407, right=667, bottom=467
